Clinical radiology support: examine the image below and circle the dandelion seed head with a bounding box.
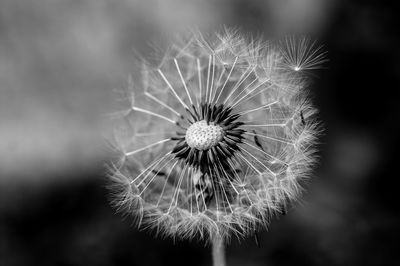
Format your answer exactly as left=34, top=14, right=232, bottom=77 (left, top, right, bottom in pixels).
left=106, top=28, right=324, bottom=242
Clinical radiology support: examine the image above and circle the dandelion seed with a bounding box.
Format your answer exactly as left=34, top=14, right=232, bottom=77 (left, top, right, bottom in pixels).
left=106, top=29, right=323, bottom=250
left=280, top=36, right=327, bottom=72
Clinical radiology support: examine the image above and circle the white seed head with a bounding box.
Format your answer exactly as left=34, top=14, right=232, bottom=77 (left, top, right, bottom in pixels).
left=185, top=120, right=224, bottom=150
left=106, top=28, right=323, bottom=242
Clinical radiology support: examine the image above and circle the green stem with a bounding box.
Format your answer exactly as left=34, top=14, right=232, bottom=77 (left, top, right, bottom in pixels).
left=212, top=237, right=226, bottom=266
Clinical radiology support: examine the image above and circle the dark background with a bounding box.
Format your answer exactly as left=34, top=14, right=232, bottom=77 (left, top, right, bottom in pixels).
left=1, top=0, right=399, bottom=265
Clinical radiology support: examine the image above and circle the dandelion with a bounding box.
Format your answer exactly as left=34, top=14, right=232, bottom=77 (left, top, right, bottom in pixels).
left=106, top=28, right=324, bottom=265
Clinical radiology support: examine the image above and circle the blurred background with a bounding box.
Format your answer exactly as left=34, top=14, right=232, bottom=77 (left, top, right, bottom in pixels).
left=0, top=0, right=398, bottom=265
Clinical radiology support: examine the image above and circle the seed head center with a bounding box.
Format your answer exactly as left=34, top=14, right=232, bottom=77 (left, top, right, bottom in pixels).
left=185, top=120, right=224, bottom=150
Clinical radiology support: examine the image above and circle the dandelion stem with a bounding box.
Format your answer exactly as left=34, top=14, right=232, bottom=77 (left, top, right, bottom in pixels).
left=212, top=237, right=226, bottom=266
